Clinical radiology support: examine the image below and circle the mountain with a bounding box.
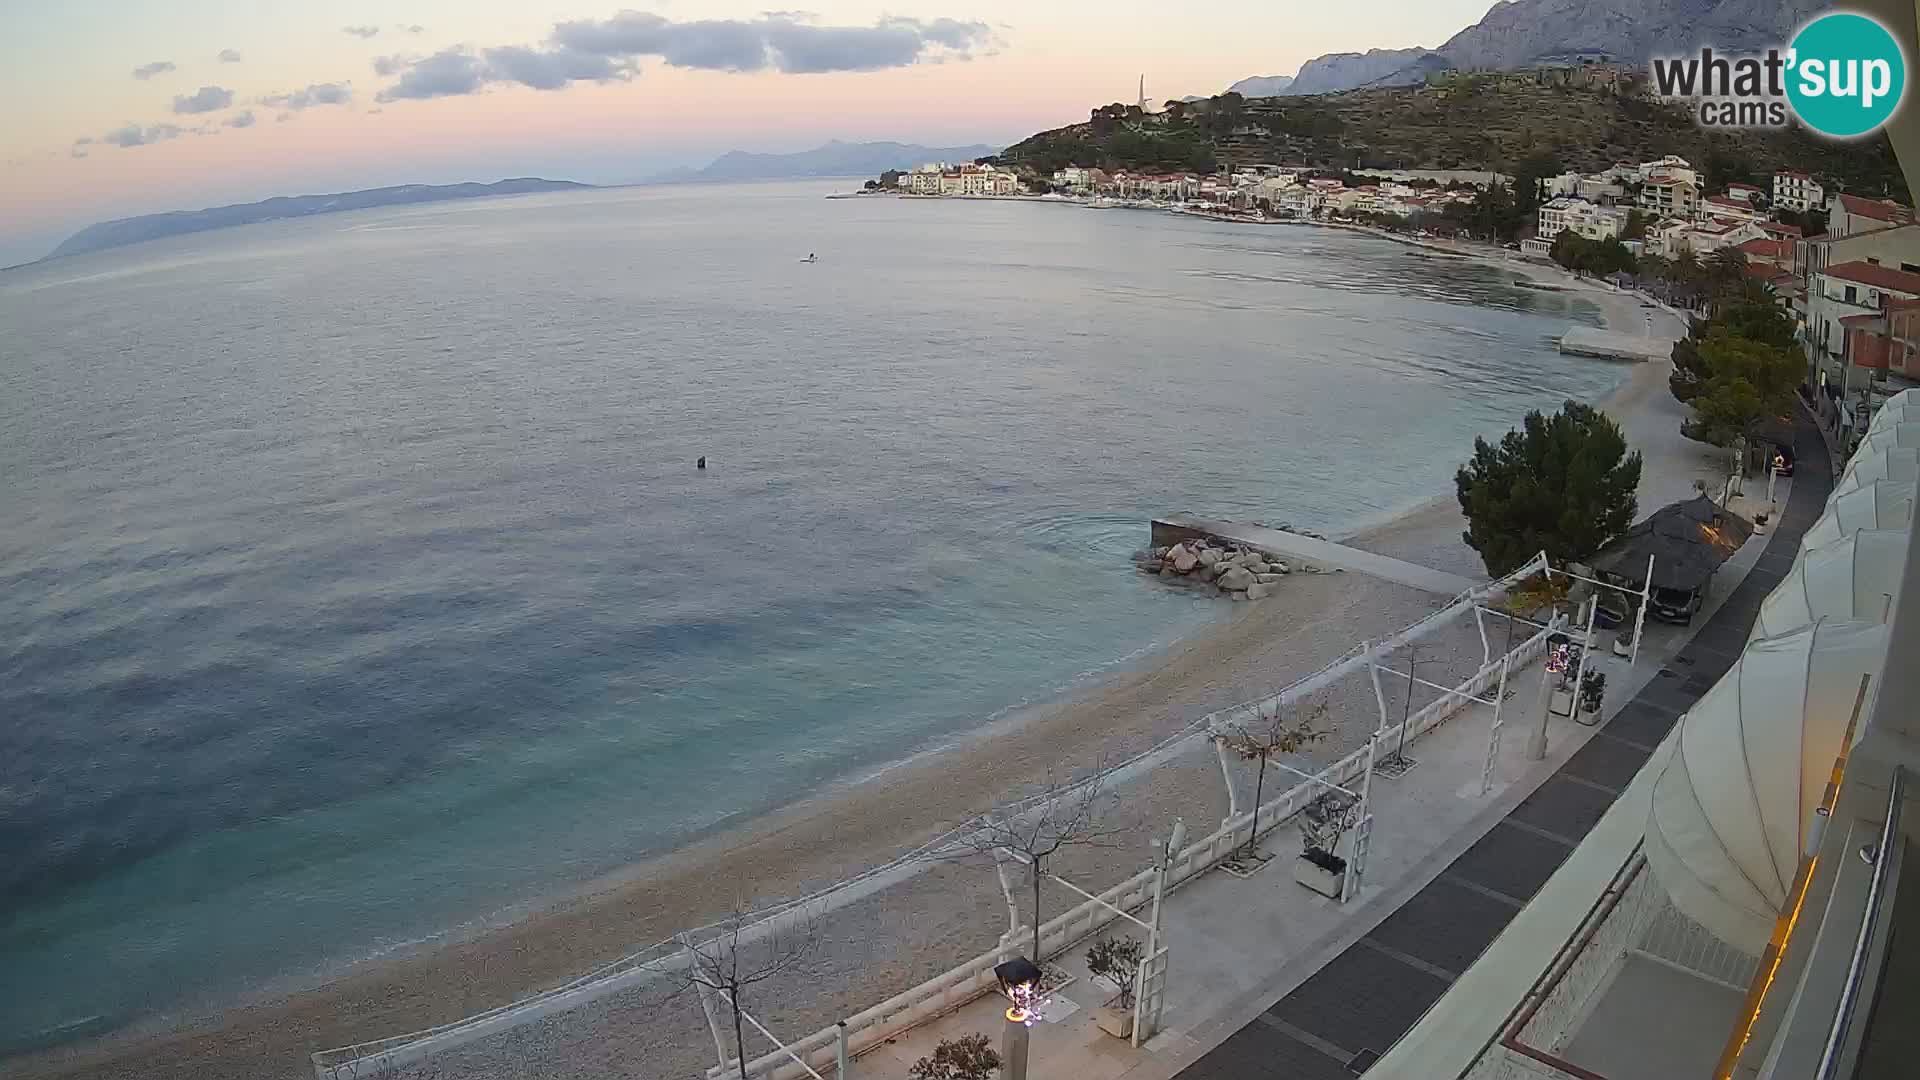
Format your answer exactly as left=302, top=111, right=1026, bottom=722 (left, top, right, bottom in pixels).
left=1287, top=48, right=1438, bottom=95
left=1226, top=75, right=1294, bottom=97
left=1232, top=0, right=1825, bottom=97
left=47, top=178, right=591, bottom=261
left=647, top=140, right=1003, bottom=184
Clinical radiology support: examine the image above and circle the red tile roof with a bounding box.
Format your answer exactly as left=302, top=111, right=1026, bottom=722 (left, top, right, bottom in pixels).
left=1822, top=260, right=1920, bottom=293
left=1776, top=169, right=1812, bottom=181
left=1738, top=238, right=1792, bottom=260
left=1761, top=221, right=1805, bottom=238
left=1838, top=193, right=1915, bottom=223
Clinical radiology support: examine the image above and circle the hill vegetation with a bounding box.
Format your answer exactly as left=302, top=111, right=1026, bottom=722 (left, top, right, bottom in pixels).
left=996, top=78, right=1909, bottom=203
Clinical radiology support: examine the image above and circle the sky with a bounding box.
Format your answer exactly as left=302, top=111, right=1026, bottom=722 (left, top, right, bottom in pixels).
left=0, top=1, right=1504, bottom=264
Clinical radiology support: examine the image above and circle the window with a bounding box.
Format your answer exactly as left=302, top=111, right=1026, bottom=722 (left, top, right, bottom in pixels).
left=1846, top=285, right=1859, bottom=304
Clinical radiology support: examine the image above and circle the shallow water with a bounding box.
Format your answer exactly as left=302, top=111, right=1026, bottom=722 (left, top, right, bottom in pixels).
left=0, top=180, right=1619, bottom=1051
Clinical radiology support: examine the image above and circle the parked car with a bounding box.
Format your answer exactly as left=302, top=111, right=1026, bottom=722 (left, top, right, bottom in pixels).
left=1649, top=585, right=1702, bottom=624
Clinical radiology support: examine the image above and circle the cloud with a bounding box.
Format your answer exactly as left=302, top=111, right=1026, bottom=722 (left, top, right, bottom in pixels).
left=374, top=11, right=991, bottom=100
left=70, top=145, right=89, bottom=159
left=172, top=85, right=235, bottom=114
left=101, top=122, right=184, bottom=148
left=225, top=110, right=255, bottom=128
left=132, top=60, right=176, bottom=80
left=261, top=82, right=352, bottom=109
left=343, top=25, right=380, bottom=39
left=403, top=24, right=425, bottom=34
left=218, top=48, right=242, bottom=62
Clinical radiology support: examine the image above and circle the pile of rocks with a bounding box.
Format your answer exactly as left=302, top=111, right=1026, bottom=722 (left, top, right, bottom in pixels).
left=1134, top=538, right=1291, bottom=600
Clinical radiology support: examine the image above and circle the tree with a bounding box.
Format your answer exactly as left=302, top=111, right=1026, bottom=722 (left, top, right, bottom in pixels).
left=954, top=775, right=1125, bottom=964
left=1456, top=401, right=1644, bottom=576
left=1621, top=209, right=1650, bottom=240
left=911, top=1034, right=1001, bottom=1080
left=1086, top=936, right=1146, bottom=1009
left=682, top=906, right=823, bottom=1079
left=1679, top=328, right=1802, bottom=446
left=1214, top=698, right=1328, bottom=857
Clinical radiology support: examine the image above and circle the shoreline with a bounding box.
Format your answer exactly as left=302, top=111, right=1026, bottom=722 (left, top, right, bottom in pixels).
left=12, top=220, right=1684, bottom=1080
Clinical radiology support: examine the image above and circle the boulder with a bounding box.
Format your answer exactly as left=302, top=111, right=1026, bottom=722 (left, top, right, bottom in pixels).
left=1244, top=559, right=1269, bottom=575
left=1170, top=547, right=1199, bottom=573
left=1197, top=548, right=1222, bottom=568
left=1158, top=568, right=1176, bottom=579
left=1139, top=560, right=1165, bottom=574
left=1218, top=566, right=1255, bottom=591
left=1255, top=572, right=1285, bottom=584
left=1272, top=562, right=1289, bottom=574
left=1247, top=582, right=1272, bottom=600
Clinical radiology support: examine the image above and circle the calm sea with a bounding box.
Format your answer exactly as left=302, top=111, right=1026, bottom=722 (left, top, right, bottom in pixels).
left=0, top=180, right=1619, bottom=1052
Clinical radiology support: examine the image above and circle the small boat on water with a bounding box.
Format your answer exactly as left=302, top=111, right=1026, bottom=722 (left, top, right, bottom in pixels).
left=800, top=253, right=819, bottom=263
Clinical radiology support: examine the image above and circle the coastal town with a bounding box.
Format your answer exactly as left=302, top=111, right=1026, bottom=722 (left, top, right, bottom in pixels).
left=871, top=148, right=1920, bottom=446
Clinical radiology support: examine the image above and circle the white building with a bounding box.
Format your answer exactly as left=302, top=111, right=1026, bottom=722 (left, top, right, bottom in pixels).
left=1774, top=169, right=1826, bottom=212
left=1807, top=258, right=1920, bottom=388
left=1537, top=196, right=1628, bottom=241
left=1638, top=171, right=1700, bottom=220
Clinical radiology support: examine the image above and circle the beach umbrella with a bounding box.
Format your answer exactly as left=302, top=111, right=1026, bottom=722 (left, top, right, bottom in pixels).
left=1832, top=446, right=1920, bottom=500
left=1750, top=530, right=1908, bottom=639
left=1646, top=620, right=1889, bottom=953
left=1591, top=495, right=1753, bottom=592
left=1804, top=480, right=1915, bottom=549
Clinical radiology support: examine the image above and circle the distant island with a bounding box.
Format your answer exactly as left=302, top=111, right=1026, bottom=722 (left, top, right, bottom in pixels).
left=646, top=140, right=1002, bottom=185
left=45, top=178, right=593, bottom=261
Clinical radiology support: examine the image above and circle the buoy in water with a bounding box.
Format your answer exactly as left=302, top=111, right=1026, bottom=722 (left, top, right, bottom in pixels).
left=696, top=456, right=706, bottom=469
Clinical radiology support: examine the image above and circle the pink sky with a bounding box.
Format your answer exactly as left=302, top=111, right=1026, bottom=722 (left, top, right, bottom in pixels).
left=0, top=2, right=1502, bottom=263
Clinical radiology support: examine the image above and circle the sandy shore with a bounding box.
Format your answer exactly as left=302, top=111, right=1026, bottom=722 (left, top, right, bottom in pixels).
left=13, top=235, right=1693, bottom=1080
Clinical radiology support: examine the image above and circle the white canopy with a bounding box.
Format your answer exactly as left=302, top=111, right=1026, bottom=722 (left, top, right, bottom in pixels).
left=1646, top=620, right=1888, bottom=952
left=1803, top=480, right=1915, bottom=549
left=1855, top=422, right=1920, bottom=457
left=1832, top=446, right=1920, bottom=500
left=1867, top=388, right=1919, bottom=435
left=1750, top=530, right=1909, bottom=639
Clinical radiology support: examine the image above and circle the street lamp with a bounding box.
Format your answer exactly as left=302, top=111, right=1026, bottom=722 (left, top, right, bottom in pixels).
left=994, top=957, right=1042, bottom=1080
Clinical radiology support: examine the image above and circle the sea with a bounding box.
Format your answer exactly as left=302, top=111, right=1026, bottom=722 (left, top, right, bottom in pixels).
left=0, top=179, right=1624, bottom=1054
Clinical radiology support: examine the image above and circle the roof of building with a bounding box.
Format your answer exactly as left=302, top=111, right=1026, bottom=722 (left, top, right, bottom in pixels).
left=1706, top=194, right=1758, bottom=210
left=1739, top=238, right=1792, bottom=260
left=1761, top=221, right=1805, bottom=238
left=1822, top=260, right=1920, bottom=293
left=1838, top=192, right=1915, bottom=223
left=1729, top=182, right=1761, bottom=193
left=1776, top=169, right=1813, bottom=181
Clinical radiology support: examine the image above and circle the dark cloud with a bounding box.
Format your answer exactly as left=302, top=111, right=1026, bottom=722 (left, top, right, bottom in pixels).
left=376, top=10, right=990, bottom=99
left=101, top=123, right=184, bottom=148
left=376, top=49, right=486, bottom=100
left=218, top=48, right=242, bottom=63
left=172, top=85, right=235, bottom=114
left=482, top=45, right=625, bottom=89
left=132, top=60, right=176, bottom=80
left=343, top=25, right=380, bottom=39
left=261, top=82, right=352, bottom=109
left=225, top=110, right=256, bottom=128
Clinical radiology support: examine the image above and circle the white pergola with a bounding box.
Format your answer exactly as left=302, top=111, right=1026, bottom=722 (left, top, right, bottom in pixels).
left=1832, top=446, right=1920, bottom=500
left=1803, top=480, right=1914, bottom=549
left=1864, top=388, right=1920, bottom=436
left=1855, top=421, right=1920, bottom=457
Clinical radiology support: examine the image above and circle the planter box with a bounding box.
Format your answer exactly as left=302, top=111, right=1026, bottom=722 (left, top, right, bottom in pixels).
left=1612, top=634, right=1633, bottom=658
left=1550, top=686, right=1575, bottom=717
left=1093, top=1004, right=1134, bottom=1039
left=1295, top=852, right=1346, bottom=898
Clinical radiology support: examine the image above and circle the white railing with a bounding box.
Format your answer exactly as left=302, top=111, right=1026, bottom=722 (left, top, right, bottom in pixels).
left=316, top=556, right=1556, bottom=1080
left=719, top=625, right=1559, bottom=1080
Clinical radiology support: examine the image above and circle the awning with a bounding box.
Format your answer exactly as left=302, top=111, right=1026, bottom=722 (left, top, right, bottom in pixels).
left=1802, top=480, right=1915, bottom=549
left=1591, top=495, right=1754, bottom=592
left=1751, top=530, right=1909, bottom=639
left=1832, top=446, right=1920, bottom=500
left=1867, top=388, right=1920, bottom=435
left=1855, top=421, right=1920, bottom=456
left=1646, top=620, right=1889, bottom=952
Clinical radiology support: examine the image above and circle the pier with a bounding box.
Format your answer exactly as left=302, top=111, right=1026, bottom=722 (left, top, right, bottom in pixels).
left=1558, top=325, right=1674, bottom=362
left=1150, top=513, right=1482, bottom=596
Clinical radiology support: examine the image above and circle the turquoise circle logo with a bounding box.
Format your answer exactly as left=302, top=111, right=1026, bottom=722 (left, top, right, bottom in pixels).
left=1787, top=12, right=1907, bottom=137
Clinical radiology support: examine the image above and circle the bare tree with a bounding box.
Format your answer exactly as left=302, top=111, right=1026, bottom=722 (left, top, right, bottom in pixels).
left=1215, top=697, right=1327, bottom=858
left=681, top=903, right=823, bottom=1080
left=951, top=773, right=1126, bottom=964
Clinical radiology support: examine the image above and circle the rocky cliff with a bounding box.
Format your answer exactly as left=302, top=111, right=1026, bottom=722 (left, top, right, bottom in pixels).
left=1226, top=74, right=1294, bottom=97
left=1287, top=48, right=1438, bottom=96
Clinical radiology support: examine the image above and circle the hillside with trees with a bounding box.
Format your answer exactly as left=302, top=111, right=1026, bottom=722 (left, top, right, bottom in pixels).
left=996, top=78, right=1909, bottom=204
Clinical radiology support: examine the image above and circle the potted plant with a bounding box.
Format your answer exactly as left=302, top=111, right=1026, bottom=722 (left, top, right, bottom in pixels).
left=1295, top=790, right=1358, bottom=898
left=911, top=1034, right=1001, bottom=1080
left=1085, top=936, right=1144, bottom=1038
left=1579, top=669, right=1607, bottom=715
left=1612, top=619, right=1635, bottom=658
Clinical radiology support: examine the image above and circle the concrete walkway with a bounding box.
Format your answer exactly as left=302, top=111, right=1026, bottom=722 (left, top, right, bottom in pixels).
left=858, top=420, right=1827, bottom=1080
left=1558, top=327, right=1675, bottom=363
left=1152, top=515, right=1481, bottom=597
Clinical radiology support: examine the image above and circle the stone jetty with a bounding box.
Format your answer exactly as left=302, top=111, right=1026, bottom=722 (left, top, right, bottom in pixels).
left=1133, top=536, right=1293, bottom=600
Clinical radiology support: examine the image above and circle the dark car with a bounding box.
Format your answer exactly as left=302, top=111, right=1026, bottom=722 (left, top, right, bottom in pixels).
left=1771, top=445, right=1795, bottom=477
left=1649, top=585, right=1701, bottom=624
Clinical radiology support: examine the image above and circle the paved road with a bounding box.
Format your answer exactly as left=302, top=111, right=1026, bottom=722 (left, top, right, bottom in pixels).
left=1172, top=417, right=1834, bottom=1080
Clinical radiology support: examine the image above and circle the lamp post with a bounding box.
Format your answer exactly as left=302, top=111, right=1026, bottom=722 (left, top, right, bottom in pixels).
left=994, top=958, right=1042, bottom=1080
left=1528, top=616, right=1568, bottom=760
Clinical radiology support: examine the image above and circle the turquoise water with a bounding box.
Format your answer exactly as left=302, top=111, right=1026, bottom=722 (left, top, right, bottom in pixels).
left=0, top=180, right=1616, bottom=1052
